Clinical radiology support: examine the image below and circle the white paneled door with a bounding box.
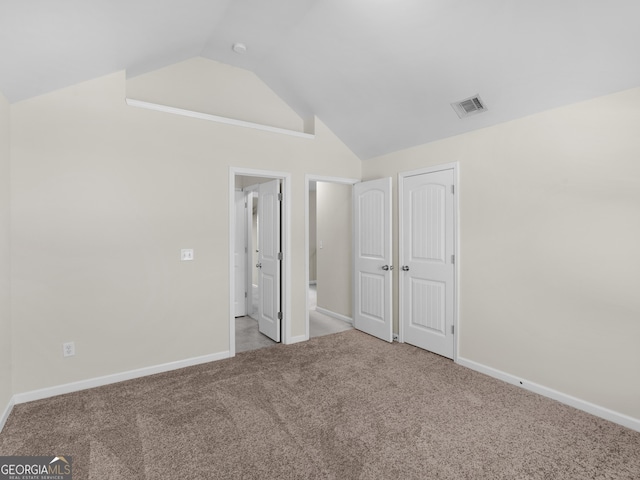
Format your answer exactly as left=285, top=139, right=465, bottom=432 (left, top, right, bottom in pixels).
left=258, top=179, right=281, bottom=342
left=234, top=190, right=247, bottom=317
left=400, top=168, right=455, bottom=358
left=353, top=178, right=393, bottom=342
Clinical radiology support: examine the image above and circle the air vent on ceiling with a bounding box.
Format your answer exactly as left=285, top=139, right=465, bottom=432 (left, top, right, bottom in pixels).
left=451, top=95, right=487, bottom=119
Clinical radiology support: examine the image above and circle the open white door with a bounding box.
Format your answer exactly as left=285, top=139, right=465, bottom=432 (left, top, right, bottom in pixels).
left=353, top=178, right=393, bottom=342
left=400, top=168, right=455, bottom=358
left=257, top=179, right=281, bottom=342
left=234, top=190, right=247, bottom=317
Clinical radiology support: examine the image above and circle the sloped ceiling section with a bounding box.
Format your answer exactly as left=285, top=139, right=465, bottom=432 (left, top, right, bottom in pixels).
left=2, top=0, right=640, bottom=159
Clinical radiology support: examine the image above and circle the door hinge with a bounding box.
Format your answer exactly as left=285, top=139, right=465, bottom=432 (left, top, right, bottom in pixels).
left=451, top=325, right=455, bottom=334
left=451, top=254, right=455, bottom=264
left=277, top=192, right=283, bottom=202
left=277, top=312, right=283, bottom=320
left=278, top=252, right=283, bottom=261
left=451, top=185, right=455, bottom=195
left=245, top=291, right=247, bottom=298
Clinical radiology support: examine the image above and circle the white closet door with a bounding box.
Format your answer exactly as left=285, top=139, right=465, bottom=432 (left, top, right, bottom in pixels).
left=401, top=168, right=455, bottom=358
left=353, top=178, right=393, bottom=342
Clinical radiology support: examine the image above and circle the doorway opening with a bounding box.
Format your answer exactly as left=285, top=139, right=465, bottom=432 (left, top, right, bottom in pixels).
left=305, top=175, right=359, bottom=340
left=229, top=168, right=291, bottom=356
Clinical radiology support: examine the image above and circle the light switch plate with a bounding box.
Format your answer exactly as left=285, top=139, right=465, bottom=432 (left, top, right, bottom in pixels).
left=63, top=342, right=75, bottom=357
left=181, top=249, right=194, bottom=261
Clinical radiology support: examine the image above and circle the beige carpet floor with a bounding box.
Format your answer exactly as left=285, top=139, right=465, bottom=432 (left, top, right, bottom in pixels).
left=1, top=330, right=639, bottom=479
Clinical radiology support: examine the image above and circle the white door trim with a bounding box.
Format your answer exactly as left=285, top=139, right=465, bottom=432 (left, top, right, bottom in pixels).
left=229, top=167, right=292, bottom=357
left=305, top=174, right=359, bottom=341
left=398, top=162, right=460, bottom=361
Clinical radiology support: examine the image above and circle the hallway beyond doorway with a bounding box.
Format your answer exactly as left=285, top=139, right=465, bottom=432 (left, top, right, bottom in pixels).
left=236, top=285, right=353, bottom=353
left=308, top=284, right=353, bottom=338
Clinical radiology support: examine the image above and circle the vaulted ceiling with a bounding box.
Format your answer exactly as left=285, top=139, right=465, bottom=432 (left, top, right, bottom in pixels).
left=2, top=0, right=640, bottom=159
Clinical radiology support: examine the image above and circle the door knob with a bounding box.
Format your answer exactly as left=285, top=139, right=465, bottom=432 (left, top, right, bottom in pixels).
left=256, top=263, right=262, bottom=269
left=382, top=265, right=393, bottom=271
left=402, top=265, right=410, bottom=271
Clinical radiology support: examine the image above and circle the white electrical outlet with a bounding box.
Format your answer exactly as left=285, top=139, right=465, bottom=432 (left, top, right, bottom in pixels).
left=181, top=249, right=194, bottom=261
left=63, top=342, right=75, bottom=357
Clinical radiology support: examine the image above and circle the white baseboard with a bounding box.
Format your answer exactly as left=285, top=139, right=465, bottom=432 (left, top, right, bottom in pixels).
left=13, top=351, right=230, bottom=405
left=315, top=307, right=353, bottom=325
left=457, top=356, right=640, bottom=433
left=0, top=396, right=15, bottom=433
left=288, top=335, right=308, bottom=344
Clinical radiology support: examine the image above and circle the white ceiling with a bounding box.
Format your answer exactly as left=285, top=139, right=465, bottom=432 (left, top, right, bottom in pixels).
left=2, top=0, right=640, bottom=159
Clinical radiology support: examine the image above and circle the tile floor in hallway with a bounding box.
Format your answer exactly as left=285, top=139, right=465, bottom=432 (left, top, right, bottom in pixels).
left=235, top=285, right=353, bottom=353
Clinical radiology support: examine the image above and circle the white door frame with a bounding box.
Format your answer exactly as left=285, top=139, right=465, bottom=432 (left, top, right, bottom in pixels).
left=398, top=162, right=460, bottom=361
left=305, top=174, right=359, bottom=341
left=229, top=167, right=292, bottom=357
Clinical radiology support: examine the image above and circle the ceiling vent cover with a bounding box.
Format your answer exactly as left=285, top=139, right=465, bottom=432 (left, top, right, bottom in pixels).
left=451, top=95, right=487, bottom=118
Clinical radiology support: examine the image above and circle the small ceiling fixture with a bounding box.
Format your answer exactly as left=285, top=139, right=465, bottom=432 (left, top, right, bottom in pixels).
left=232, top=43, right=247, bottom=54
left=451, top=94, right=487, bottom=119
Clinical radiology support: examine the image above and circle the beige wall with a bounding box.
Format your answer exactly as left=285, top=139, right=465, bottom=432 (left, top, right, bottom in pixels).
left=316, top=182, right=352, bottom=317
left=363, top=87, right=640, bottom=420
left=10, top=58, right=361, bottom=393
left=0, top=91, right=12, bottom=410
left=127, top=57, right=304, bottom=133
